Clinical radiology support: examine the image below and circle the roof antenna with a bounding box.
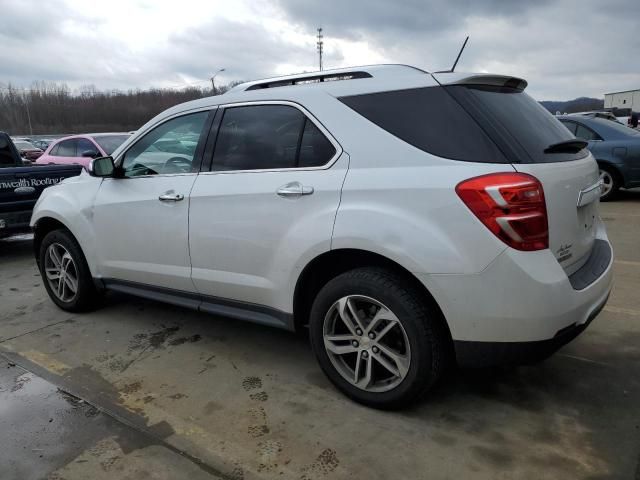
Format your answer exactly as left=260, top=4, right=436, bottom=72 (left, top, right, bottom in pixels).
left=450, top=36, right=469, bottom=72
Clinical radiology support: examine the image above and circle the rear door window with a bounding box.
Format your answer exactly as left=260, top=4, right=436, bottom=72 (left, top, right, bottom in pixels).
left=211, top=105, right=335, bottom=171
left=298, top=119, right=337, bottom=167
left=77, top=138, right=97, bottom=156
left=55, top=139, right=77, bottom=157
left=575, top=124, right=602, bottom=141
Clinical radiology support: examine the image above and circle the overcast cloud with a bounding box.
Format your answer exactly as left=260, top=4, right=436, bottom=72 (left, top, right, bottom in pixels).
left=0, top=0, right=638, bottom=100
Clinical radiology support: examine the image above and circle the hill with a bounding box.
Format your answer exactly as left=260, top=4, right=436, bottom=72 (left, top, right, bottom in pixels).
left=540, top=97, right=604, bottom=114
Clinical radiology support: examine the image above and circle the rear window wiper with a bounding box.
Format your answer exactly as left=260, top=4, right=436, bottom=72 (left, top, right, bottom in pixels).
left=544, top=139, right=588, bottom=154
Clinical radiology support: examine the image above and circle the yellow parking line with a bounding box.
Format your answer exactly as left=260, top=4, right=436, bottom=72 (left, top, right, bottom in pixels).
left=603, top=305, right=640, bottom=317
left=19, top=349, right=71, bottom=375
left=614, top=259, right=640, bottom=267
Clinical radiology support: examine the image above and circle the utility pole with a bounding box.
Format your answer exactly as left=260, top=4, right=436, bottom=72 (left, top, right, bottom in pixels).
left=22, top=91, right=33, bottom=136
left=210, top=68, right=225, bottom=94
left=317, top=28, right=324, bottom=71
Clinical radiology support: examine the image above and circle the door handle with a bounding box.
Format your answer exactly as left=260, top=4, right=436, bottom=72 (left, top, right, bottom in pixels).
left=14, top=186, right=35, bottom=195
left=158, top=192, right=184, bottom=202
left=276, top=182, right=314, bottom=198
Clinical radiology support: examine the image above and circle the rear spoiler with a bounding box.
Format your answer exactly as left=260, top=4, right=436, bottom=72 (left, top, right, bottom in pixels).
left=431, top=73, right=528, bottom=91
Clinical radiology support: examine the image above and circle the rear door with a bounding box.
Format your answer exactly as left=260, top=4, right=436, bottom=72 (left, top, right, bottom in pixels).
left=48, top=138, right=80, bottom=165
left=188, top=102, right=347, bottom=318
left=442, top=80, right=601, bottom=273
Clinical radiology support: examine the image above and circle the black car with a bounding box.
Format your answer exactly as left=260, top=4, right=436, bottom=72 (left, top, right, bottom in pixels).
left=0, top=132, right=82, bottom=237
left=558, top=116, right=640, bottom=200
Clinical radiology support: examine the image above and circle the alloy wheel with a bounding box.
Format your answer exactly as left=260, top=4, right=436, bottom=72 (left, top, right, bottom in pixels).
left=599, top=169, right=613, bottom=198
left=322, top=295, right=411, bottom=393
left=44, top=243, right=78, bottom=302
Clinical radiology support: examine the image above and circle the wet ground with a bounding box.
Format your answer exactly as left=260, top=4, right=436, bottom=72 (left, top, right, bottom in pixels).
left=1, top=191, right=639, bottom=479
left=0, top=362, right=221, bottom=480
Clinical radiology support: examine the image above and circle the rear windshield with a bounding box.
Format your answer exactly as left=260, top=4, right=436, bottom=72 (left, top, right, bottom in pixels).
left=339, top=87, right=508, bottom=163
left=93, top=135, right=130, bottom=155
left=446, top=85, right=588, bottom=163
left=339, top=85, right=588, bottom=164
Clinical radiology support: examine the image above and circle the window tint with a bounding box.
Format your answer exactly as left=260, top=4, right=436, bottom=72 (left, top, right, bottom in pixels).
left=446, top=86, right=587, bottom=163
left=298, top=120, right=336, bottom=167
left=77, top=138, right=97, bottom=156
left=55, top=139, right=77, bottom=157
left=340, top=87, right=508, bottom=163
left=122, top=112, right=208, bottom=177
left=212, top=105, right=308, bottom=171
left=575, top=124, right=602, bottom=141
left=0, top=135, right=18, bottom=167
left=49, top=143, right=59, bottom=156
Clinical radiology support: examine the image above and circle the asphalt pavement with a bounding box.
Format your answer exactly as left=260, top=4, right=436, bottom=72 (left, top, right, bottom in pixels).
left=1, top=192, right=639, bottom=480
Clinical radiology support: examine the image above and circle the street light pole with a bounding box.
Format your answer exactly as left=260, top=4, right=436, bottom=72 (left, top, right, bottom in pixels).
left=210, top=68, right=226, bottom=94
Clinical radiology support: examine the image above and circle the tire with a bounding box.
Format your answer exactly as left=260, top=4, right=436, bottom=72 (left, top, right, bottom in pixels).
left=309, top=267, right=447, bottom=409
left=598, top=165, right=620, bottom=202
left=38, top=229, right=101, bottom=312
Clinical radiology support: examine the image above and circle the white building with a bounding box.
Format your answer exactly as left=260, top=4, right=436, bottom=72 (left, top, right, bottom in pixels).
left=604, top=89, right=640, bottom=112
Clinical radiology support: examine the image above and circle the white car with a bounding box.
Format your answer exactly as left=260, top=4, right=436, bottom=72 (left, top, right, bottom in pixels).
left=31, top=65, right=613, bottom=408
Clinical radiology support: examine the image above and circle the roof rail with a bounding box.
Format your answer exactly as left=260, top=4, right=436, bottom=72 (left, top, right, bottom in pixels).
left=244, top=70, right=372, bottom=91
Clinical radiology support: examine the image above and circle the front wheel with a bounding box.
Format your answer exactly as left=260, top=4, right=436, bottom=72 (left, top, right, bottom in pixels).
left=39, top=229, right=101, bottom=312
left=599, top=166, right=620, bottom=201
left=309, top=268, right=447, bottom=409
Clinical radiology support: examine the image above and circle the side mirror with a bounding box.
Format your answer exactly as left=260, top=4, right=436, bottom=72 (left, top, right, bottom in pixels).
left=88, top=156, right=116, bottom=177
left=81, top=150, right=99, bottom=158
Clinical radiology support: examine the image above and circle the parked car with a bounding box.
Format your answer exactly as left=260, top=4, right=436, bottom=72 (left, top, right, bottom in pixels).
left=12, top=140, right=44, bottom=161
left=31, top=139, right=54, bottom=151
left=31, top=65, right=613, bottom=408
left=0, top=132, right=82, bottom=238
left=558, top=115, right=640, bottom=200
left=566, top=111, right=622, bottom=123
left=36, top=133, right=131, bottom=168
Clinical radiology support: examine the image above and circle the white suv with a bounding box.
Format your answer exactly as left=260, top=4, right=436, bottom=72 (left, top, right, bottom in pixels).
left=31, top=65, right=613, bottom=408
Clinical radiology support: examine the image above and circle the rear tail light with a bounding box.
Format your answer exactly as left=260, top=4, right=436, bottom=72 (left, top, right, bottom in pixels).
left=456, top=172, right=548, bottom=251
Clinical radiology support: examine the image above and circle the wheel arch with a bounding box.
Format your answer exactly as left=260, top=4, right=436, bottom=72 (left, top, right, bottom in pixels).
left=596, top=160, right=624, bottom=182
left=292, top=248, right=453, bottom=350
left=33, top=216, right=72, bottom=265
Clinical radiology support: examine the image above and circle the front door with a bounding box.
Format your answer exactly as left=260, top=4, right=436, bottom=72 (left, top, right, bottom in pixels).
left=189, top=103, right=347, bottom=319
left=93, top=110, right=212, bottom=292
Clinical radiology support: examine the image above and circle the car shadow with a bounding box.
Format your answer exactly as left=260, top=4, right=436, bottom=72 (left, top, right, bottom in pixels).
left=0, top=235, right=34, bottom=262
left=614, top=187, right=640, bottom=202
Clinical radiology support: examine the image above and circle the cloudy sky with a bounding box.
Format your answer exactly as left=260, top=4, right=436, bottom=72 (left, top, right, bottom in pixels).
left=1, top=0, right=638, bottom=100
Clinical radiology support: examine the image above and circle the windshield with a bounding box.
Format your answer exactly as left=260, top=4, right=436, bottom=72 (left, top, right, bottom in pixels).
left=93, top=135, right=130, bottom=154
left=447, top=85, right=588, bottom=163
left=14, top=141, right=37, bottom=150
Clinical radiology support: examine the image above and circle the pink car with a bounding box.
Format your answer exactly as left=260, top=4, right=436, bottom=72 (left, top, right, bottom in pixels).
left=35, top=133, right=130, bottom=168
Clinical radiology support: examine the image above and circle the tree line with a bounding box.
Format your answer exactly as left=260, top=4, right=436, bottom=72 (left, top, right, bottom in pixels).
left=0, top=81, right=238, bottom=136
left=1, top=81, right=611, bottom=137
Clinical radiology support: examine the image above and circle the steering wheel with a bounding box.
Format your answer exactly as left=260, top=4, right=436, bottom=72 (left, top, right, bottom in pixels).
left=162, top=156, right=192, bottom=174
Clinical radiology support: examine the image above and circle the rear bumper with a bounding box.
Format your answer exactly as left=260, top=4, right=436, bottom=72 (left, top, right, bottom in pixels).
left=417, top=221, right=613, bottom=367
left=453, top=291, right=608, bottom=367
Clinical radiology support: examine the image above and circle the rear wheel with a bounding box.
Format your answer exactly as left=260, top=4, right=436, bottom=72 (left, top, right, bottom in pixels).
left=39, top=229, right=101, bottom=312
left=309, top=267, right=446, bottom=409
left=598, top=165, right=620, bottom=201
